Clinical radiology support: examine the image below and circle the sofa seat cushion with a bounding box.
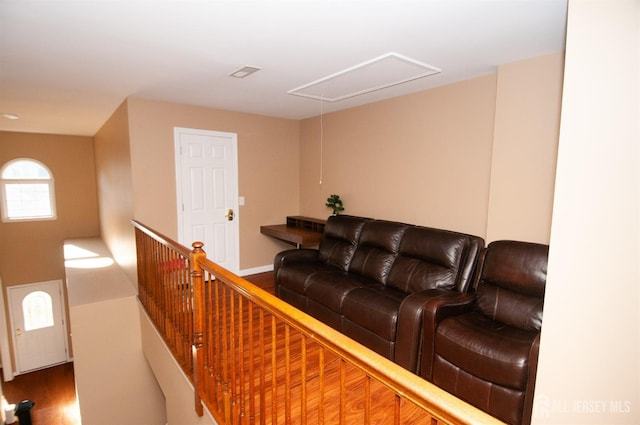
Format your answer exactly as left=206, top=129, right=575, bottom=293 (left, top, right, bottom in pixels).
left=435, top=312, right=537, bottom=390
left=432, top=354, right=525, bottom=425
left=305, top=271, right=372, bottom=313
left=342, top=286, right=407, bottom=341
left=277, top=263, right=335, bottom=295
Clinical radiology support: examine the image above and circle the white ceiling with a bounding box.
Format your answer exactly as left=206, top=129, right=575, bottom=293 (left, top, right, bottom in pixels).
left=0, top=0, right=567, bottom=136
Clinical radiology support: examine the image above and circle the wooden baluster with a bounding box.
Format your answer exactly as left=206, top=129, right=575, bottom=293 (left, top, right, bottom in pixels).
left=213, top=277, right=223, bottom=411
left=210, top=273, right=220, bottom=411
left=248, top=302, right=256, bottom=423
left=284, top=324, right=291, bottom=425
left=222, top=286, right=232, bottom=422
left=318, top=347, right=325, bottom=424
left=300, top=335, right=307, bottom=425
left=205, top=275, right=212, bottom=406
left=259, top=309, right=266, bottom=425
left=364, top=375, right=371, bottom=424
left=185, top=259, right=192, bottom=373
left=190, top=241, right=206, bottom=417
left=185, top=255, right=192, bottom=372
left=162, top=245, right=171, bottom=348
left=230, top=288, right=238, bottom=423
left=271, top=316, right=278, bottom=424
left=339, top=360, right=346, bottom=424
left=237, top=294, right=246, bottom=423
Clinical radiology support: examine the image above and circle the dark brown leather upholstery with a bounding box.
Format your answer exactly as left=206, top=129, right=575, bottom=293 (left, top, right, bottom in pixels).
left=423, top=240, right=549, bottom=425
left=275, top=215, right=369, bottom=312
left=275, top=214, right=484, bottom=373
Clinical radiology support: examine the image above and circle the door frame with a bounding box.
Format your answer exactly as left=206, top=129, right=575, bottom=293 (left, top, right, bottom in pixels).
left=174, top=127, right=240, bottom=273
left=0, top=277, right=14, bottom=381
left=7, top=279, right=69, bottom=375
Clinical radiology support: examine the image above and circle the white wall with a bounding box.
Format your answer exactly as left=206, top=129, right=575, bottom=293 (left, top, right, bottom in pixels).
left=533, top=1, right=640, bottom=424
left=139, top=306, right=218, bottom=425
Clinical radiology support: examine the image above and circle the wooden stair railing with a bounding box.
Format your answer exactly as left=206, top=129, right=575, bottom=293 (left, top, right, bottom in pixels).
left=134, top=221, right=194, bottom=377
left=133, top=220, right=505, bottom=425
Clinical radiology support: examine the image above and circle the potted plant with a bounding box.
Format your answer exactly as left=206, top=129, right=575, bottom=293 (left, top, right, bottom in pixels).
left=325, top=194, right=345, bottom=215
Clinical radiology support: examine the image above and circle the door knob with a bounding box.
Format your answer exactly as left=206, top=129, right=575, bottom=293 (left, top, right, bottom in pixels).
left=225, top=209, right=234, bottom=221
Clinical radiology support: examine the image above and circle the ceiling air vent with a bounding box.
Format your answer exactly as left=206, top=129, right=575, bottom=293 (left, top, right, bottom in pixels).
left=229, top=66, right=262, bottom=78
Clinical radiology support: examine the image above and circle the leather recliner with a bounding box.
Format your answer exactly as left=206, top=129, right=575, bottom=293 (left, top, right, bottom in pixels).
left=275, top=214, right=484, bottom=373
left=421, top=240, right=549, bottom=425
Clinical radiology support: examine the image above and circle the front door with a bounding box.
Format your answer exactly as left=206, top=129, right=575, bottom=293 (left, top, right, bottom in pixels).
left=8, top=280, right=68, bottom=374
left=175, top=127, right=239, bottom=273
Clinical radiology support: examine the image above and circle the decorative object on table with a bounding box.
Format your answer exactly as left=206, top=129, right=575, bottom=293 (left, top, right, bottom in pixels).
left=325, top=194, right=344, bottom=215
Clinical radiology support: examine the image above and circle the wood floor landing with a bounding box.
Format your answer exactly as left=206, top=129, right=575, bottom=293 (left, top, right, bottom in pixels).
left=246, top=271, right=276, bottom=294
left=2, top=362, right=80, bottom=425
left=209, top=271, right=427, bottom=425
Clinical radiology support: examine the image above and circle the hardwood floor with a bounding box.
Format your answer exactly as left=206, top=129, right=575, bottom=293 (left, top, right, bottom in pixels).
left=205, top=270, right=429, bottom=424
left=245, top=271, right=276, bottom=294
left=2, top=362, right=80, bottom=425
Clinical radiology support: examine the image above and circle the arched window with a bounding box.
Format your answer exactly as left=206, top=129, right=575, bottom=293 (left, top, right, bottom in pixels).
left=22, top=291, right=55, bottom=331
left=1, top=158, right=56, bottom=221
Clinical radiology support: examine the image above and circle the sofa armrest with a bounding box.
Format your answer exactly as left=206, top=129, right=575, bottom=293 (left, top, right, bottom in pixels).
left=274, top=248, right=320, bottom=277
left=394, top=289, right=473, bottom=373
left=417, top=293, right=475, bottom=380
left=521, top=333, right=541, bottom=425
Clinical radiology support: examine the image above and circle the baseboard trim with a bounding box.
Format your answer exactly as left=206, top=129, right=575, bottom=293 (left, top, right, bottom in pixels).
left=239, top=264, right=273, bottom=276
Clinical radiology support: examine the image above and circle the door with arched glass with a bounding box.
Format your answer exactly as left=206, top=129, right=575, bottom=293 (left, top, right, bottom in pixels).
left=8, top=280, right=68, bottom=374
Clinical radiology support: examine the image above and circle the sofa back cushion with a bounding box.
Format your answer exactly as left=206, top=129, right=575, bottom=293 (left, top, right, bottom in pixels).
left=349, top=220, right=407, bottom=284
left=387, top=226, right=483, bottom=293
left=318, top=215, right=370, bottom=271
left=474, top=240, right=549, bottom=332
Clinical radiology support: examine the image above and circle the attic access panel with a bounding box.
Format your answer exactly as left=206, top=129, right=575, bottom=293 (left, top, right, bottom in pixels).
left=288, top=52, right=441, bottom=102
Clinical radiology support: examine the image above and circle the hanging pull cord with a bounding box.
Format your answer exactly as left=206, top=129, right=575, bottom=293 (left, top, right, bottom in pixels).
left=319, top=94, right=324, bottom=185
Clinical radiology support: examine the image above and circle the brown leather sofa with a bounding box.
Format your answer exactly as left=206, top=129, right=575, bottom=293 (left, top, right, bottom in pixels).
left=421, top=240, right=549, bottom=425
left=274, top=214, right=484, bottom=373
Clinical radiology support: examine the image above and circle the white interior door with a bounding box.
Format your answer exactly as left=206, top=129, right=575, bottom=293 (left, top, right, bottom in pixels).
left=175, top=127, right=239, bottom=273
left=8, top=280, right=68, bottom=374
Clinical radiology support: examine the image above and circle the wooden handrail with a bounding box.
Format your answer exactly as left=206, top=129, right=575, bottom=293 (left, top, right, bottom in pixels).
left=133, top=220, right=505, bottom=425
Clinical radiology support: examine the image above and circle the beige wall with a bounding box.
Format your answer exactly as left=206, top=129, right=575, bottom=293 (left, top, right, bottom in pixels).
left=300, top=75, right=497, bottom=237
left=126, top=97, right=300, bottom=271
left=94, top=100, right=138, bottom=284
left=534, top=1, right=639, bottom=423
left=0, top=131, right=99, bottom=370
left=0, top=131, right=100, bottom=285
left=487, top=53, right=563, bottom=243
left=299, top=53, right=562, bottom=244
left=96, top=53, right=562, bottom=277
